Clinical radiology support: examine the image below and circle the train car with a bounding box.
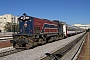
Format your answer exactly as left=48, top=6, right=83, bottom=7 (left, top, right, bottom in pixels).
left=65, top=25, right=85, bottom=36
left=59, top=23, right=85, bottom=37
left=10, top=13, right=65, bottom=49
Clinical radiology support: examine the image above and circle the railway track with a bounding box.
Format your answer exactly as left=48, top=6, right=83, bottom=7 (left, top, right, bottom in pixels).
left=0, top=35, right=77, bottom=57
left=41, top=32, right=86, bottom=60
left=0, top=32, right=85, bottom=60
left=0, top=32, right=86, bottom=59
left=0, top=49, right=24, bottom=57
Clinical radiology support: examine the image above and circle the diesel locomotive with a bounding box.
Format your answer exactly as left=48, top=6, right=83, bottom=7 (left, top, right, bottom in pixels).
left=10, top=13, right=84, bottom=49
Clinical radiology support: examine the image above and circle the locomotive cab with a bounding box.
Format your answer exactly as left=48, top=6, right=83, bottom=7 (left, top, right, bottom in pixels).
left=10, top=13, right=34, bottom=49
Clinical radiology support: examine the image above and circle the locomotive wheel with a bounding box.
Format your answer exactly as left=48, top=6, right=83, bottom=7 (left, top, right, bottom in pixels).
left=34, top=42, right=38, bottom=46
left=38, top=38, right=42, bottom=44
left=26, top=43, right=34, bottom=49
left=60, top=35, right=63, bottom=40
left=56, top=36, right=59, bottom=40
left=53, top=36, right=57, bottom=41
left=48, top=37, right=53, bottom=42
left=38, top=38, right=45, bottom=44
left=15, top=44, right=19, bottom=48
left=26, top=44, right=30, bottom=50
left=42, top=38, right=46, bottom=45
left=13, top=43, right=16, bottom=48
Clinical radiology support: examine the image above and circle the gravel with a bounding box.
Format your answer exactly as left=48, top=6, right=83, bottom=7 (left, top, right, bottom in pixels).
left=0, top=32, right=85, bottom=60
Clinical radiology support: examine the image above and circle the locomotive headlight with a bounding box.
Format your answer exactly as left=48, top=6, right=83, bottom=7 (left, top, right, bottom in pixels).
left=20, top=17, right=24, bottom=20
left=23, top=16, right=30, bottom=20
left=20, top=16, right=30, bottom=20
left=25, top=16, right=30, bottom=19
left=19, top=13, right=30, bottom=21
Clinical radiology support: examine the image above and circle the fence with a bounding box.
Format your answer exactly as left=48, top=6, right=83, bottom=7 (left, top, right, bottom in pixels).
left=0, top=32, right=13, bottom=37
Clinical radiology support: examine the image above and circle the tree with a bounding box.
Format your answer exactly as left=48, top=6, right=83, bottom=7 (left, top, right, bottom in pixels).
left=4, top=22, right=11, bottom=32
left=4, top=22, right=19, bottom=32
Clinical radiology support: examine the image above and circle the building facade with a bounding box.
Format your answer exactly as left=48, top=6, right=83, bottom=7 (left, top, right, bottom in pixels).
left=73, top=24, right=90, bottom=29
left=0, top=14, right=18, bottom=32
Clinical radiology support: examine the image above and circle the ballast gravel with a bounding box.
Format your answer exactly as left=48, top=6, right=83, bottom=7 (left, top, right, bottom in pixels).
left=0, top=32, right=85, bottom=60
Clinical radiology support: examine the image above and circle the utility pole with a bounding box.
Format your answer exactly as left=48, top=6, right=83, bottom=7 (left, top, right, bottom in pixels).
left=11, top=18, right=13, bottom=32
left=13, top=17, right=16, bottom=33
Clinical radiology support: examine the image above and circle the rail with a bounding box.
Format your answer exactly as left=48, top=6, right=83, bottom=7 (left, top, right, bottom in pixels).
left=41, top=32, right=86, bottom=60
left=0, top=49, right=24, bottom=57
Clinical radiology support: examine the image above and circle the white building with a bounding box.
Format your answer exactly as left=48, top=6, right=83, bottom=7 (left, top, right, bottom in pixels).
left=0, top=14, right=18, bottom=32
left=73, top=24, right=90, bottom=29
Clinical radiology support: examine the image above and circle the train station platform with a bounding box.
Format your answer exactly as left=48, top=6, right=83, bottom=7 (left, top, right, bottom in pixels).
left=77, top=32, right=90, bottom=60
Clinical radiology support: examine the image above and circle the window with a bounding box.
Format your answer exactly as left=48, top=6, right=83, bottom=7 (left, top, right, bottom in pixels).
left=44, top=24, right=58, bottom=28
left=4, top=18, right=6, bottom=19
left=47, top=25, right=49, bottom=28
left=0, top=22, right=2, bottom=26
left=54, top=26, right=58, bottom=28
left=4, top=18, right=6, bottom=24
left=0, top=18, right=2, bottom=22
left=44, top=24, right=48, bottom=27
left=12, top=18, right=13, bottom=20
left=12, top=17, right=16, bottom=23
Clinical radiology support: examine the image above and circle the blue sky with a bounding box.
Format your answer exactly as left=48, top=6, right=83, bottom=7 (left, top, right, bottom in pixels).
left=0, top=0, right=90, bottom=25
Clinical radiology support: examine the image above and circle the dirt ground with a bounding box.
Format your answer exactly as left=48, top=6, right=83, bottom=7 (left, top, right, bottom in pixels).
left=0, top=40, right=12, bottom=48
